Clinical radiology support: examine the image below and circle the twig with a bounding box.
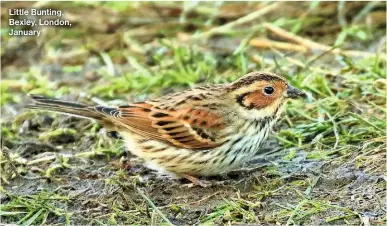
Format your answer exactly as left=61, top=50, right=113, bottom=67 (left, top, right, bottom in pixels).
left=352, top=1, right=381, bottom=24
left=188, top=191, right=221, bottom=205
left=26, top=155, right=57, bottom=166
left=337, top=1, right=347, bottom=28
left=251, top=52, right=333, bottom=76
left=249, top=38, right=308, bottom=53
left=263, top=23, right=386, bottom=60
left=263, top=23, right=331, bottom=49
left=136, top=188, right=174, bottom=226
left=194, top=2, right=280, bottom=39
left=306, top=45, right=337, bottom=66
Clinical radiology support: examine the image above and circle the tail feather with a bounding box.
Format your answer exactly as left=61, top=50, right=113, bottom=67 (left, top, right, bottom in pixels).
left=25, top=95, right=103, bottom=120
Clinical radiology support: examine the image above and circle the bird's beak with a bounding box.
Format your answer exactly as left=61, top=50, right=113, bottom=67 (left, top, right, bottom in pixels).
left=286, top=85, right=306, bottom=99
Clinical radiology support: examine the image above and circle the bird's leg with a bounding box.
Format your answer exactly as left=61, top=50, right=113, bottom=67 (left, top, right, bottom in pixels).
left=182, top=174, right=212, bottom=187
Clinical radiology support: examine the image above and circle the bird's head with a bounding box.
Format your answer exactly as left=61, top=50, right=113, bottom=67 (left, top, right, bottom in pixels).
left=227, top=71, right=306, bottom=120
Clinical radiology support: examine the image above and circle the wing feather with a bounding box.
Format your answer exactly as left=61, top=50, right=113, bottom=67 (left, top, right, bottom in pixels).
left=94, top=102, right=225, bottom=150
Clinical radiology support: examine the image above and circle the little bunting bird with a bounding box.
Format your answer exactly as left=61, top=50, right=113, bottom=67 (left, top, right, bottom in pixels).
left=26, top=71, right=305, bottom=186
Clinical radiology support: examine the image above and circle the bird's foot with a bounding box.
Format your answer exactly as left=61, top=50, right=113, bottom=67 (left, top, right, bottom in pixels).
left=181, top=174, right=212, bottom=188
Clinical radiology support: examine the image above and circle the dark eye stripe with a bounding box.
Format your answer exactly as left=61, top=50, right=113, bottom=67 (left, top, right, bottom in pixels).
left=236, top=92, right=254, bottom=109
left=236, top=92, right=250, bottom=106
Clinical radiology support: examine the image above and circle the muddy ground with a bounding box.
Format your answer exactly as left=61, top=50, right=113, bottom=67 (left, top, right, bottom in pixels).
left=1, top=2, right=386, bottom=225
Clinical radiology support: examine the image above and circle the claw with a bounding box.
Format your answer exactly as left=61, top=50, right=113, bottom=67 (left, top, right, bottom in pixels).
left=182, top=174, right=212, bottom=187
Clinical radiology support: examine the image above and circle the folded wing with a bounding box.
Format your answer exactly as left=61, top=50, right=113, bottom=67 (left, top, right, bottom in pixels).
left=95, top=102, right=226, bottom=150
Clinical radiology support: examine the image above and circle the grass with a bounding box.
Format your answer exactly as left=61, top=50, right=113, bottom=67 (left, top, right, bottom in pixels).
left=0, top=189, right=72, bottom=226
left=1, top=1, right=386, bottom=225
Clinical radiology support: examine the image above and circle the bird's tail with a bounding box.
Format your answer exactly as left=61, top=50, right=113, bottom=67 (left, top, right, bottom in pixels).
left=25, top=95, right=103, bottom=120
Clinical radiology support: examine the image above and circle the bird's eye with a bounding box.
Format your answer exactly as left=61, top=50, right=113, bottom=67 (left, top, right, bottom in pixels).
left=263, top=86, right=274, bottom=95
